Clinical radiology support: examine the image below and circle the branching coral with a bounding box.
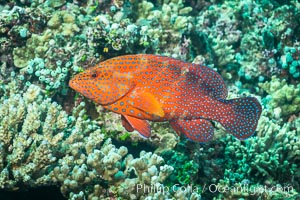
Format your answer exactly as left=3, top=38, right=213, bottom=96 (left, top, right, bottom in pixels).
left=195, top=1, right=241, bottom=67
left=135, top=0, right=193, bottom=57
left=259, top=76, right=300, bottom=118
left=87, top=15, right=139, bottom=54
left=13, top=30, right=52, bottom=68
left=186, top=110, right=300, bottom=199
left=0, top=81, right=193, bottom=199
left=210, top=36, right=235, bottom=66
left=222, top=110, right=300, bottom=189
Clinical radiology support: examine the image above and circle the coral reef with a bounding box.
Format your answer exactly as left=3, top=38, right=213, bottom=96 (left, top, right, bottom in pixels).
left=0, top=81, right=201, bottom=199
left=0, top=0, right=299, bottom=199
left=223, top=112, right=300, bottom=186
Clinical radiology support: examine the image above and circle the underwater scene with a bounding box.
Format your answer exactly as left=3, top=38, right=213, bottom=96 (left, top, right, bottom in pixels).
left=0, top=0, right=299, bottom=199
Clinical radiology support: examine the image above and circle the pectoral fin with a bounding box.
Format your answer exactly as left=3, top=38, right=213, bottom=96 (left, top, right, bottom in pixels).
left=121, top=115, right=151, bottom=138
left=170, top=119, right=214, bottom=143
left=129, top=92, right=165, bottom=118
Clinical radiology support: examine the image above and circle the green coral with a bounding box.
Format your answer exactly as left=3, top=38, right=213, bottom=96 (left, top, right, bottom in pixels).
left=22, top=57, right=70, bottom=94
left=135, top=0, right=193, bottom=57
left=211, top=35, right=235, bottom=66
left=281, top=45, right=300, bottom=78
left=161, top=149, right=199, bottom=185
left=13, top=30, right=52, bottom=68
left=188, top=108, right=300, bottom=199
left=47, top=10, right=80, bottom=37
left=259, top=76, right=300, bottom=118
left=220, top=112, right=300, bottom=193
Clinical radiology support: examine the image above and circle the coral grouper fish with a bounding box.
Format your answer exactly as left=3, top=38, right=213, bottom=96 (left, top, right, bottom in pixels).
left=69, top=54, right=262, bottom=142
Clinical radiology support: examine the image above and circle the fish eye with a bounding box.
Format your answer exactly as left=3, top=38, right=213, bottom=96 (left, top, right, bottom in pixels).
left=91, top=73, right=97, bottom=78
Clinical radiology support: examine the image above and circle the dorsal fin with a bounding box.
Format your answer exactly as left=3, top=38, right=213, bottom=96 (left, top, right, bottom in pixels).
left=144, top=55, right=228, bottom=99
left=188, top=64, right=228, bottom=99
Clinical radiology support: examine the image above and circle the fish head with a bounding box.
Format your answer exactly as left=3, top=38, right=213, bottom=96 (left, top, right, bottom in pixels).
left=69, top=63, right=134, bottom=105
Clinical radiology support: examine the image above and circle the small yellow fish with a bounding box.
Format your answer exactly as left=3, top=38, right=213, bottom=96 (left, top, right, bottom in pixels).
left=69, top=54, right=262, bottom=142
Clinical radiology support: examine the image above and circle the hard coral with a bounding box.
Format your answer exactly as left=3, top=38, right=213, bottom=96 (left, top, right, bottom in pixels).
left=0, top=80, right=186, bottom=199
left=259, top=76, right=300, bottom=118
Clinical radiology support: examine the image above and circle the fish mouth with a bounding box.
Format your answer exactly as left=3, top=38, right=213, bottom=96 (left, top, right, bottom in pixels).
left=69, top=79, right=98, bottom=101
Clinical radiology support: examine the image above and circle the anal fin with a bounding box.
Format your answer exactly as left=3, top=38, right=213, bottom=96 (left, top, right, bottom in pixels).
left=121, top=115, right=151, bottom=138
left=170, top=119, right=214, bottom=143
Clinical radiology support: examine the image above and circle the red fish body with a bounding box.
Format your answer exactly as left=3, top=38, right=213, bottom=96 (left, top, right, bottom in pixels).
left=69, top=54, right=262, bottom=142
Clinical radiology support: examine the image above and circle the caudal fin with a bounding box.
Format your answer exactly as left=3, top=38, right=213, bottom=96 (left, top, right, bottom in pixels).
left=220, top=97, right=262, bottom=139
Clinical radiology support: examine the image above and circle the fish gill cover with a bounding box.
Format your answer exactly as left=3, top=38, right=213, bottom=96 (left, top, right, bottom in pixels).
left=0, top=0, right=299, bottom=200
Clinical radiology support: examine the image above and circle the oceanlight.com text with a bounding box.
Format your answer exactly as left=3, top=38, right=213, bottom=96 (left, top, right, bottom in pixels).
left=136, top=183, right=294, bottom=197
